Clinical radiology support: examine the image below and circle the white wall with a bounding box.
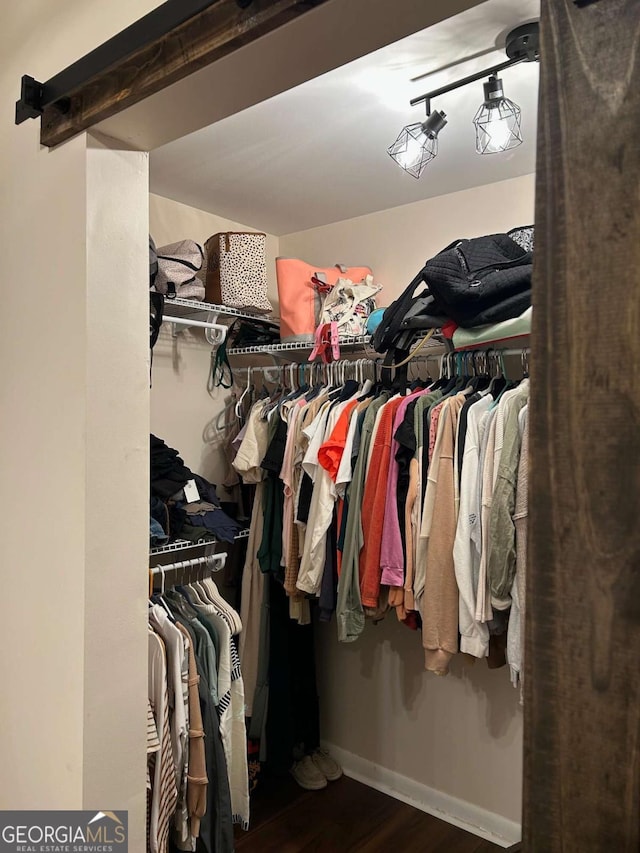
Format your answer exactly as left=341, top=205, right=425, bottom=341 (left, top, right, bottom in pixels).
left=1, top=2, right=157, bottom=844
left=281, top=173, right=536, bottom=306
left=280, top=172, right=536, bottom=833
left=149, top=193, right=279, bottom=488
left=84, top=138, right=149, bottom=822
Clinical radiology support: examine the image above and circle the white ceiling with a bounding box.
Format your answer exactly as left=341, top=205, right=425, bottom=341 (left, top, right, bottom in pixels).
left=149, top=0, right=540, bottom=236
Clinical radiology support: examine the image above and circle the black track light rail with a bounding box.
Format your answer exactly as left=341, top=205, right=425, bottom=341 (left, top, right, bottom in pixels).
left=410, top=56, right=524, bottom=112
left=410, top=21, right=540, bottom=114
left=15, top=0, right=253, bottom=125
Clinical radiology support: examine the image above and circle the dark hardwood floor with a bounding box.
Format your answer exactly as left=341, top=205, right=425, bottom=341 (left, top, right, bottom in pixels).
left=235, top=774, right=504, bottom=852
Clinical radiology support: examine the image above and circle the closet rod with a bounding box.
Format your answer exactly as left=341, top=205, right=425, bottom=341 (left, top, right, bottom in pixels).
left=453, top=347, right=530, bottom=356
left=150, top=552, right=227, bottom=575
left=165, top=314, right=228, bottom=344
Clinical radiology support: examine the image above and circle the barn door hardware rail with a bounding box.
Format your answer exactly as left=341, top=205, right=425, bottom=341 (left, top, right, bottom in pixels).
left=15, top=0, right=226, bottom=126
left=14, top=0, right=322, bottom=148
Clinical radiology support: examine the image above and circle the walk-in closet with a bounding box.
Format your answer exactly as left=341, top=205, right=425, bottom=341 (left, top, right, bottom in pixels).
left=146, top=1, right=537, bottom=849
left=6, top=0, right=638, bottom=852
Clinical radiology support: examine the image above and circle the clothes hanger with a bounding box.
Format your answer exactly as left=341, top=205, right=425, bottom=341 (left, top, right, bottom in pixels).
left=201, top=572, right=242, bottom=632
left=461, top=351, right=484, bottom=393
left=437, top=352, right=459, bottom=395
left=235, top=366, right=254, bottom=418
left=485, top=350, right=508, bottom=400
left=281, top=362, right=307, bottom=404
left=476, top=349, right=493, bottom=391
left=193, top=578, right=215, bottom=605
left=183, top=562, right=209, bottom=605
left=429, top=353, right=448, bottom=391
left=152, top=565, right=177, bottom=621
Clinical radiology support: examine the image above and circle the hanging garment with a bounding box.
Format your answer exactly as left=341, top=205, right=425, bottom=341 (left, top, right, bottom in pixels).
left=453, top=393, right=493, bottom=659
left=360, top=397, right=405, bottom=609
left=257, top=416, right=287, bottom=577
left=148, top=628, right=178, bottom=853
left=403, top=456, right=419, bottom=614
left=476, top=405, right=499, bottom=624
left=379, top=390, right=429, bottom=589
left=147, top=700, right=160, bottom=795
left=297, top=397, right=359, bottom=596
left=280, top=401, right=304, bottom=584
left=162, top=594, right=233, bottom=853
left=174, top=622, right=207, bottom=848
left=487, top=379, right=530, bottom=608
left=148, top=605, right=190, bottom=846
left=414, top=399, right=448, bottom=618
left=179, top=586, right=250, bottom=831
left=336, top=392, right=389, bottom=642
left=421, top=394, right=467, bottom=675
left=233, top=400, right=270, bottom=717
left=296, top=401, right=336, bottom=595
left=288, top=392, right=330, bottom=596
left=507, top=406, right=529, bottom=691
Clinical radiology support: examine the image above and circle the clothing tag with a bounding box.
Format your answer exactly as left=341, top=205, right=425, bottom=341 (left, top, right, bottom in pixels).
left=184, top=479, right=200, bottom=503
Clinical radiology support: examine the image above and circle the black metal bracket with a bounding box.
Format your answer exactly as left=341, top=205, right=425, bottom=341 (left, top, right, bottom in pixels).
left=574, top=0, right=602, bottom=5
left=15, top=76, right=44, bottom=124
left=15, top=0, right=252, bottom=127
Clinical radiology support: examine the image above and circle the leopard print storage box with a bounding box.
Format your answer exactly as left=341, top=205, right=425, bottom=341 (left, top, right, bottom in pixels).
left=204, top=232, right=273, bottom=313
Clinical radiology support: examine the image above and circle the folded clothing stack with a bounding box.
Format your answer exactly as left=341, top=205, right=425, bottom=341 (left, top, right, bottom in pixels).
left=450, top=306, right=532, bottom=350
left=151, top=434, right=194, bottom=499
left=150, top=435, right=240, bottom=546
left=371, top=226, right=534, bottom=355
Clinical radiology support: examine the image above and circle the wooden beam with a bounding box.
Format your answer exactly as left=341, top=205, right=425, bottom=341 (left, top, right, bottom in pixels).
left=525, top=1, right=640, bottom=850
left=40, top=0, right=330, bottom=148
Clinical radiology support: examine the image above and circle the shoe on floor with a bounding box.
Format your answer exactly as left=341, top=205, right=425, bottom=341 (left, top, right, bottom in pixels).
left=311, top=748, right=343, bottom=782
left=290, top=755, right=328, bottom=790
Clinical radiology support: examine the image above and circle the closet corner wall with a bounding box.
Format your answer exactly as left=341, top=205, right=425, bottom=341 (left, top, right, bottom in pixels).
left=150, top=169, right=534, bottom=844
left=149, top=192, right=280, bottom=490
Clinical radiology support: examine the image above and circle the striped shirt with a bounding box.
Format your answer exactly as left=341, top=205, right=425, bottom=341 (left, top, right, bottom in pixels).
left=148, top=628, right=178, bottom=853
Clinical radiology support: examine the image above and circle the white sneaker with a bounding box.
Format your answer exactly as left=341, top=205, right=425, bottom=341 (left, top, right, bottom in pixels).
left=310, top=748, right=343, bottom=782
left=290, top=755, right=328, bottom=790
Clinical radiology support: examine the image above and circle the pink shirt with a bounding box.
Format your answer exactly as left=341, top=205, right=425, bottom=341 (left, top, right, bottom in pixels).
left=379, top=389, right=429, bottom=587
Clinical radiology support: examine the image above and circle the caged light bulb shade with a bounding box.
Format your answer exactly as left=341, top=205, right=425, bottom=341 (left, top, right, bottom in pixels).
left=473, top=76, right=522, bottom=155
left=387, top=110, right=447, bottom=179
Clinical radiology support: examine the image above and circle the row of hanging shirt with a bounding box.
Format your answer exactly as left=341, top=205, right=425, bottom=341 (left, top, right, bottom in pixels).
left=231, top=351, right=529, bottom=690
left=147, top=562, right=248, bottom=853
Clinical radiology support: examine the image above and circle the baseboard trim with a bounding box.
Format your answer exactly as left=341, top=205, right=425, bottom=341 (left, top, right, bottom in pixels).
left=322, top=741, right=522, bottom=849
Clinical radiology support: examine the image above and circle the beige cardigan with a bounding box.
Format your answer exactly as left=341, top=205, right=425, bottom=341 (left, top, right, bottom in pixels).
left=175, top=622, right=208, bottom=838
left=422, top=394, right=466, bottom=675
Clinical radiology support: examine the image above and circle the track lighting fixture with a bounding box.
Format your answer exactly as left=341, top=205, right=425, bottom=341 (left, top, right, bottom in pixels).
left=387, top=110, right=448, bottom=179
left=388, top=22, right=539, bottom=177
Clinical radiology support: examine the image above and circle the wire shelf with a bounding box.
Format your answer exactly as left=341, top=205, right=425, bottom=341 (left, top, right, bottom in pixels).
left=227, top=334, right=373, bottom=356
left=162, top=296, right=278, bottom=324
left=150, top=539, right=199, bottom=556
left=149, top=528, right=251, bottom=561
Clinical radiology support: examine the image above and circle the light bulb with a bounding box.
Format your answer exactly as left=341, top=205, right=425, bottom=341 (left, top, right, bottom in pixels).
left=483, top=111, right=514, bottom=152
left=395, top=130, right=428, bottom=170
